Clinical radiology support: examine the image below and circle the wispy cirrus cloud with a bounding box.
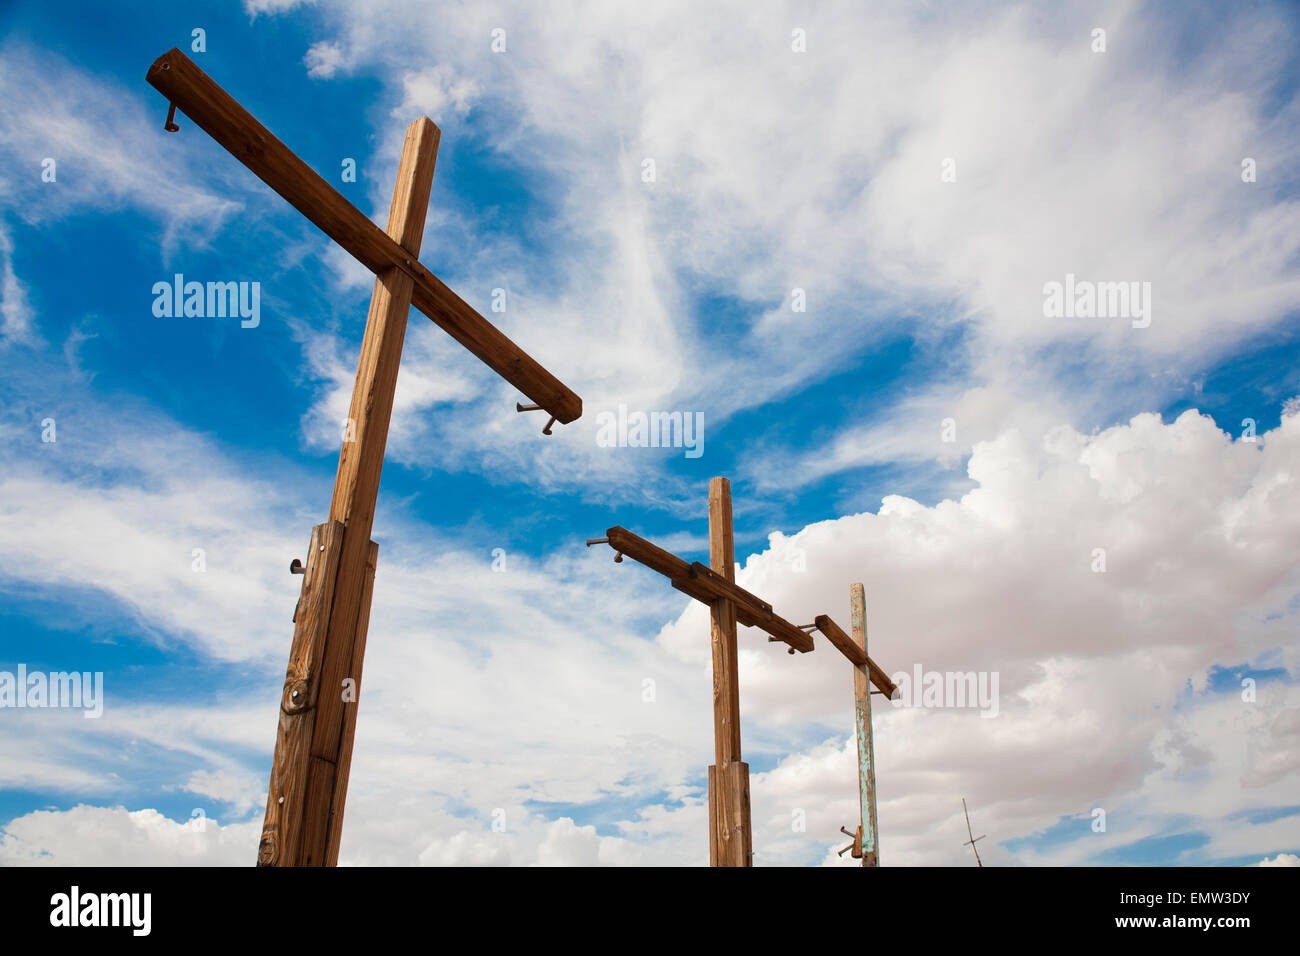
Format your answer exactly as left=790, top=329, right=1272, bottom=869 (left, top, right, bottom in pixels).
left=271, top=0, right=1300, bottom=507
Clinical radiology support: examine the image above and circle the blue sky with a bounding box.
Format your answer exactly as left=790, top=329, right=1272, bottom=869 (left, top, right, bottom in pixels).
left=1, top=0, right=1299, bottom=866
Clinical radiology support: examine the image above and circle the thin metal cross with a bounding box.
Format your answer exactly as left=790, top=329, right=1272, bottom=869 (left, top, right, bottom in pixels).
left=962, top=796, right=986, bottom=867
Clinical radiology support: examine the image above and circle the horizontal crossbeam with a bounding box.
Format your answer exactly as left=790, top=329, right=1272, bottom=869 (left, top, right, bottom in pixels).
left=605, top=526, right=814, bottom=653
left=813, top=614, right=897, bottom=698
left=145, top=48, right=581, bottom=425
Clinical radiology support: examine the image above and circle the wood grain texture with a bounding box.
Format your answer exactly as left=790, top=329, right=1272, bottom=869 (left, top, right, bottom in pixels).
left=708, top=478, right=742, bottom=767
left=145, top=48, right=581, bottom=424
left=709, top=761, right=752, bottom=868
left=686, top=562, right=771, bottom=615
left=258, top=524, right=380, bottom=866
left=708, top=478, right=749, bottom=867
left=258, top=117, right=435, bottom=866
left=324, top=539, right=379, bottom=866
left=707, top=766, right=717, bottom=867
left=258, top=521, right=344, bottom=866
left=306, top=118, right=436, bottom=864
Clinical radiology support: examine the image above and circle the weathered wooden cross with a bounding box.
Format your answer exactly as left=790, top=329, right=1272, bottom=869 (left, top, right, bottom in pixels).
left=146, top=49, right=582, bottom=866
left=589, top=477, right=896, bottom=865
left=823, top=584, right=888, bottom=867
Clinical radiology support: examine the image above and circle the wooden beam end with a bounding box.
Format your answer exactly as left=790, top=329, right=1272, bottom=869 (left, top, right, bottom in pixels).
left=558, top=394, right=582, bottom=425
left=411, top=116, right=442, bottom=137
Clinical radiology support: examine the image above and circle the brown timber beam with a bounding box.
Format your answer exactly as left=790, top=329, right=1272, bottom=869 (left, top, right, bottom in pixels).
left=813, top=613, right=898, bottom=699
left=145, top=47, right=581, bottom=424
left=605, top=525, right=814, bottom=654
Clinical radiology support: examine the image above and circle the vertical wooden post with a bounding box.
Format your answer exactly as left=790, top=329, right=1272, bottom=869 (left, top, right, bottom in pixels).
left=849, top=582, right=880, bottom=867
left=708, top=477, right=751, bottom=866
left=259, top=118, right=440, bottom=866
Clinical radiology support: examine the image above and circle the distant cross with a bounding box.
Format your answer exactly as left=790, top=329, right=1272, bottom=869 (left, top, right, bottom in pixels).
left=820, top=582, right=895, bottom=867
left=588, top=477, right=896, bottom=866
left=147, top=49, right=582, bottom=867
left=962, top=797, right=986, bottom=867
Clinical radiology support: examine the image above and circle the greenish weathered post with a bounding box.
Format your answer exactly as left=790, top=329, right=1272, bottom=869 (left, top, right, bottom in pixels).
left=849, top=582, right=880, bottom=866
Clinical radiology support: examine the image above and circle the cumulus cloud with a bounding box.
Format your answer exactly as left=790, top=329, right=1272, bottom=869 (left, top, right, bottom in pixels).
left=658, top=403, right=1300, bottom=863
left=2, top=0, right=1298, bottom=868
left=0, top=805, right=259, bottom=866
left=4, top=401, right=1297, bottom=865
left=1258, top=852, right=1300, bottom=867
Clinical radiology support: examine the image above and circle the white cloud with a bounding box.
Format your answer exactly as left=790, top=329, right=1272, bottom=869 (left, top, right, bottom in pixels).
left=4, top=401, right=1298, bottom=865
left=245, top=0, right=316, bottom=16
left=264, top=0, right=1300, bottom=502
left=176, top=769, right=266, bottom=817
left=0, top=444, right=309, bottom=664
left=0, top=43, right=243, bottom=255
left=658, top=402, right=1300, bottom=863
left=393, top=66, right=479, bottom=122
left=3, top=1, right=1300, bottom=867
left=1258, top=852, right=1300, bottom=867
left=534, top=817, right=604, bottom=866
left=304, top=41, right=347, bottom=79
left=0, top=805, right=259, bottom=866
left=0, top=225, right=33, bottom=343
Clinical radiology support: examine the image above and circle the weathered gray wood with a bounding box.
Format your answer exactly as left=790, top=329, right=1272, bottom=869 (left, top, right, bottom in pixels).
left=849, top=583, right=879, bottom=867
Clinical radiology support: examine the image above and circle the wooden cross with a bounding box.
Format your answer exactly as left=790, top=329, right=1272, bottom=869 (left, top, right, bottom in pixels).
left=822, top=584, right=888, bottom=867
left=590, top=476, right=896, bottom=865
left=146, top=49, right=582, bottom=867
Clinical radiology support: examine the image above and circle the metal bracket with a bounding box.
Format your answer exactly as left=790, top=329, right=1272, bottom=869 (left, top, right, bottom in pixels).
left=585, top=537, right=622, bottom=562
left=516, top=402, right=557, bottom=435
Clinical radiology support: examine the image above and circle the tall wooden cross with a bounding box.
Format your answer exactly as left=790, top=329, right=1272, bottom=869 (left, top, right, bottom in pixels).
left=820, top=584, right=890, bottom=867
left=146, top=49, right=582, bottom=866
left=589, top=476, right=896, bottom=865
